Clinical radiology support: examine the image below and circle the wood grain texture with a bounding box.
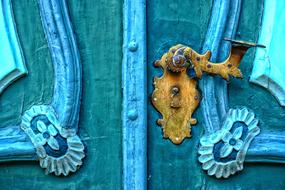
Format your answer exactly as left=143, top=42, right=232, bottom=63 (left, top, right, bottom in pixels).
left=0, top=0, right=27, bottom=95
left=0, top=0, right=122, bottom=189
left=122, top=0, right=147, bottom=189
left=0, top=0, right=53, bottom=128
left=148, top=0, right=285, bottom=189
left=147, top=0, right=212, bottom=189
left=250, top=0, right=285, bottom=106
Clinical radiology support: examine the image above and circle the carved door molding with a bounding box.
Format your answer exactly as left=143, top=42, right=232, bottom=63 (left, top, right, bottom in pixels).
left=0, top=0, right=84, bottom=176
left=0, top=0, right=27, bottom=94
left=1, top=0, right=285, bottom=188
left=123, top=0, right=285, bottom=188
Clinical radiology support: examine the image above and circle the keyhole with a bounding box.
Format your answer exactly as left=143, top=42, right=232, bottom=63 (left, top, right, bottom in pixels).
left=170, top=86, right=181, bottom=108
left=172, top=86, right=180, bottom=96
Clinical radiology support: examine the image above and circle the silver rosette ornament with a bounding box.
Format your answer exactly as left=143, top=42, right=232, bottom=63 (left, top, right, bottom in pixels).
left=198, top=107, right=260, bottom=178
left=21, top=105, right=85, bottom=176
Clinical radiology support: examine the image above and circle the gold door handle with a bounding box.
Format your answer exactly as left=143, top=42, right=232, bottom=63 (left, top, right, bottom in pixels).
left=151, top=39, right=265, bottom=144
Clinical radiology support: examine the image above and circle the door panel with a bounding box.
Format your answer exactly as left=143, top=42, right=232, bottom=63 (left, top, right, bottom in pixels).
left=147, top=0, right=212, bottom=189
left=147, top=0, right=285, bottom=189
left=0, top=0, right=122, bottom=189
left=0, top=0, right=53, bottom=127
left=1, top=0, right=285, bottom=189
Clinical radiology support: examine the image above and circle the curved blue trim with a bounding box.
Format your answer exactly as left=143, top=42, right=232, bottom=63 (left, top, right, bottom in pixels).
left=243, top=0, right=285, bottom=164
left=200, top=0, right=285, bottom=173
left=246, top=132, right=285, bottom=163
left=0, top=125, right=36, bottom=162
left=216, top=0, right=241, bottom=119
left=39, top=0, right=82, bottom=130
left=199, top=0, right=230, bottom=134
left=0, top=0, right=84, bottom=175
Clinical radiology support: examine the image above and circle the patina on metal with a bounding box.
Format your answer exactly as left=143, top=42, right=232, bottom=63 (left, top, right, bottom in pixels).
left=152, top=39, right=263, bottom=144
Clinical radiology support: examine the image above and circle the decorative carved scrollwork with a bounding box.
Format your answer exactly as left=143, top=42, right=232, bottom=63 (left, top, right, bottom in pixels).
left=198, top=107, right=260, bottom=178
left=21, top=105, right=84, bottom=176
left=0, top=0, right=84, bottom=176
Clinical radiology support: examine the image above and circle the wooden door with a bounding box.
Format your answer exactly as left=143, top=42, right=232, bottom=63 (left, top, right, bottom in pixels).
left=1, top=0, right=285, bottom=190
left=145, top=0, right=285, bottom=189
left=0, top=0, right=122, bottom=189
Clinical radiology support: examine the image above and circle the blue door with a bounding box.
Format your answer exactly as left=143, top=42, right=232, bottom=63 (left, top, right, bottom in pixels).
left=1, top=0, right=285, bottom=189
left=144, top=0, right=285, bottom=189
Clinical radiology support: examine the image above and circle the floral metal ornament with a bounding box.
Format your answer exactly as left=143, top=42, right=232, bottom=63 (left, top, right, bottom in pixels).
left=21, top=105, right=85, bottom=176
left=198, top=107, right=260, bottom=178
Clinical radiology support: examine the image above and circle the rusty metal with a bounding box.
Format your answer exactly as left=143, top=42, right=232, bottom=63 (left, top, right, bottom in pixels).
left=152, top=39, right=263, bottom=144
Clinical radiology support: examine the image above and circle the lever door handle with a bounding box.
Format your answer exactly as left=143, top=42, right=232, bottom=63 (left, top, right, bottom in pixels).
left=151, top=39, right=264, bottom=144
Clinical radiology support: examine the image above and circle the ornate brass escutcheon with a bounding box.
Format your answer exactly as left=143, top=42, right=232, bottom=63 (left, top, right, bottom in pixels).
left=152, top=39, right=265, bottom=144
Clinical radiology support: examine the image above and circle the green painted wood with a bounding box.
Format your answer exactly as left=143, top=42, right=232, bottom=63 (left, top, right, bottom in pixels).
left=0, top=0, right=27, bottom=95
left=229, top=1, right=285, bottom=132
left=0, top=0, right=122, bottom=189
left=147, top=1, right=212, bottom=189
left=148, top=0, right=285, bottom=189
left=250, top=0, right=285, bottom=106
left=0, top=0, right=53, bottom=127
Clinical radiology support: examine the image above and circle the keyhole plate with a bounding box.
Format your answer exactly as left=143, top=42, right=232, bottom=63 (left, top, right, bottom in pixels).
left=152, top=49, right=200, bottom=144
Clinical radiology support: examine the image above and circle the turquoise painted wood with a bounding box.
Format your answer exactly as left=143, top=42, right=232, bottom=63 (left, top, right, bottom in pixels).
left=147, top=0, right=212, bottom=189
left=0, top=0, right=27, bottom=94
left=122, top=0, right=147, bottom=189
left=0, top=0, right=122, bottom=189
left=250, top=0, right=285, bottom=106
left=1, top=0, right=285, bottom=189
left=148, top=0, right=285, bottom=189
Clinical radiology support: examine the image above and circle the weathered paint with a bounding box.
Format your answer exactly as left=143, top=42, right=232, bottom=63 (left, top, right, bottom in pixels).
left=122, top=0, right=147, bottom=189
left=199, top=107, right=260, bottom=178
left=250, top=0, right=285, bottom=106
left=147, top=0, right=212, bottom=189
left=38, top=0, right=82, bottom=131
left=199, top=0, right=233, bottom=134
left=0, top=0, right=85, bottom=176
left=0, top=0, right=285, bottom=189
left=148, top=0, right=285, bottom=189
left=0, top=0, right=123, bottom=189
left=0, top=0, right=27, bottom=95
left=228, top=0, right=285, bottom=167
left=0, top=0, right=53, bottom=127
